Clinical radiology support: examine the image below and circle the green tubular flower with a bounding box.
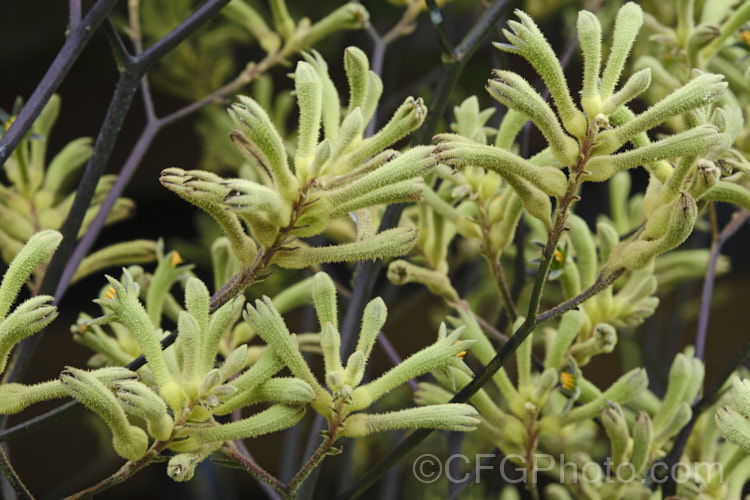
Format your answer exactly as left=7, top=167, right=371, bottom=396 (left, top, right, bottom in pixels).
left=0, top=367, right=137, bottom=414
left=71, top=240, right=157, bottom=285
left=433, top=135, right=568, bottom=198
left=60, top=367, right=149, bottom=461
left=222, top=0, right=280, bottom=53
left=272, top=227, right=418, bottom=269
left=0, top=295, right=57, bottom=374
left=349, top=324, right=474, bottom=411
left=160, top=168, right=259, bottom=261
left=599, top=2, right=644, bottom=98
left=268, top=0, right=295, bottom=40
left=228, top=96, right=299, bottom=200
left=495, top=10, right=587, bottom=139
left=93, top=271, right=182, bottom=410
left=243, top=297, right=325, bottom=397
left=146, top=245, right=192, bottom=328
left=216, top=349, right=285, bottom=415
left=222, top=178, right=291, bottom=227
left=181, top=404, right=306, bottom=450
left=630, top=411, right=653, bottom=475
left=601, top=68, right=651, bottom=116
left=387, top=260, right=459, bottom=302
left=602, top=402, right=629, bottom=467
left=292, top=3, right=369, bottom=50
left=0, top=230, right=61, bottom=319
left=561, top=368, right=648, bottom=425
left=327, top=109, right=363, bottom=168
left=702, top=181, right=750, bottom=211
left=217, top=377, right=315, bottom=412
left=294, top=61, right=324, bottom=183
left=341, top=404, right=479, bottom=437
left=301, top=50, right=341, bottom=142
left=593, top=73, right=728, bottom=155
left=716, top=406, right=750, bottom=453
left=343, top=47, right=370, bottom=118
left=604, top=192, right=698, bottom=272
left=485, top=72, right=578, bottom=165
left=339, top=97, right=427, bottom=169
left=0, top=380, right=66, bottom=414
left=576, top=10, right=603, bottom=118
left=587, top=126, right=724, bottom=183
left=200, top=295, right=245, bottom=376
left=545, top=309, right=585, bottom=370
left=115, top=379, right=174, bottom=441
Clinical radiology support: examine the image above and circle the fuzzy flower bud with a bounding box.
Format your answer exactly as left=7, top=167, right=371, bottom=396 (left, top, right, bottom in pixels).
left=294, top=62, right=324, bottom=182
left=601, top=68, right=651, bottom=116
left=115, top=380, right=174, bottom=441
left=229, top=96, right=299, bottom=200
left=495, top=10, right=587, bottom=138
left=273, top=227, right=417, bottom=269
left=486, top=72, right=578, bottom=165
left=356, top=297, right=387, bottom=362
left=562, top=368, right=648, bottom=424
left=593, top=74, right=727, bottom=155
left=93, top=271, right=182, bottom=410
left=0, top=295, right=57, bottom=374
left=350, top=324, right=474, bottom=411
left=312, top=272, right=338, bottom=330
left=60, top=367, right=148, bottom=461
left=341, top=404, right=479, bottom=437
left=600, top=3, right=644, bottom=98
left=0, top=230, right=62, bottom=319
left=577, top=10, right=602, bottom=118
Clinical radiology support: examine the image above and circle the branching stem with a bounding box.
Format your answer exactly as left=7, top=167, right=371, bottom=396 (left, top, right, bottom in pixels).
left=338, top=126, right=615, bottom=499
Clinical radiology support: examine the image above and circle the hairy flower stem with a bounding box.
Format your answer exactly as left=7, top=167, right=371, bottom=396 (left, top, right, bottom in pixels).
left=694, top=210, right=750, bottom=359
left=288, top=399, right=347, bottom=498
left=287, top=433, right=337, bottom=498
left=0, top=445, right=30, bottom=499
left=339, top=127, right=602, bottom=499
left=477, top=202, right=519, bottom=324
left=224, top=443, right=287, bottom=497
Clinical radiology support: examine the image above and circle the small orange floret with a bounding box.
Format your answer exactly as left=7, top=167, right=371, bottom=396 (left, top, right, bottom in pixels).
left=560, top=371, right=575, bottom=392
left=171, top=251, right=182, bottom=267
left=741, top=30, right=750, bottom=46
left=554, top=249, right=564, bottom=264
left=3, top=116, right=15, bottom=132
left=454, top=340, right=467, bottom=361
left=105, top=286, right=116, bottom=299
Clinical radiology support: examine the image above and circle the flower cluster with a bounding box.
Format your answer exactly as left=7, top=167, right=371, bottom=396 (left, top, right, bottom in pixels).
left=161, top=47, right=433, bottom=271
left=0, top=96, right=154, bottom=280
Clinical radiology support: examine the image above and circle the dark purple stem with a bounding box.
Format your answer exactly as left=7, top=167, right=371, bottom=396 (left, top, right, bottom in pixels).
left=695, top=210, right=750, bottom=359
left=54, top=122, right=160, bottom=300
left=69, top=0, right=82, bottom=31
